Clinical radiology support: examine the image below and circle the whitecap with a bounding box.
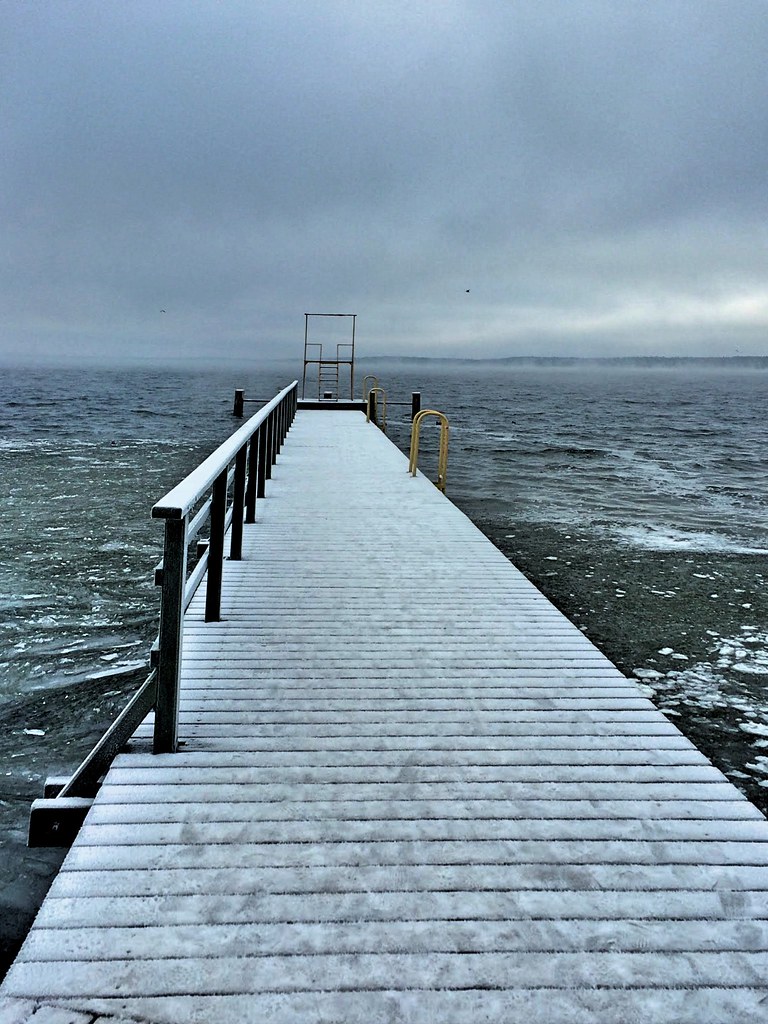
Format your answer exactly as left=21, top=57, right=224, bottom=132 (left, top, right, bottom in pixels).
left=611, top=524, right=768, bottom=554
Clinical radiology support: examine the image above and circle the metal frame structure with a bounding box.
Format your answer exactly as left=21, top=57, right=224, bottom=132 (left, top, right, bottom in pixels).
left=301, top=313, right=356, bottom=400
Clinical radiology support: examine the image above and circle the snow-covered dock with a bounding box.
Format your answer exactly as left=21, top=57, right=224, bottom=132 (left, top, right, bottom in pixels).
left=3, top=408, right=768, bottom=1023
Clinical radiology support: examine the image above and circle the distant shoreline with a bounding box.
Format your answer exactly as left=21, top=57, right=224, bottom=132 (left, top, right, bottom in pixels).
left=366, top=354, right=768, bottom=367
left=2, top=354, right=766, bottom=372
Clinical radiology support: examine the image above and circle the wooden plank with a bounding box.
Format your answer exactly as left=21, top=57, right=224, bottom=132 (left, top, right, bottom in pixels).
left=17, top=918, right=768, bottom=961
left=24, top=990, right=768, bottom=1024
left=78, top=806, right=765, bottom=831
left=57, top=838, right=768, bottom=871
left=7, top=950, right=768, bottom=994
left=30, top=888, right=768, bottom=928
left=112, top=747, right=715, bottom=768
left=61, top=811, right=768, bottom=851
left=123, top=729, right=717, bottom=751
left=102, top=764, right=727, bottom=785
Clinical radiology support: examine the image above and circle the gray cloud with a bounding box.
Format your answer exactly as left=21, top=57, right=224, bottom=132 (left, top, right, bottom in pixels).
left=3, top=0, right=768, bottom=364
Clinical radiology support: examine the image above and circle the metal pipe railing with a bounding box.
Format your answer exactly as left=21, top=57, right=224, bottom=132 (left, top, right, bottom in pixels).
left=409, top=409, right=450, bottom=493
left=151, top=380, right=298, bottom=752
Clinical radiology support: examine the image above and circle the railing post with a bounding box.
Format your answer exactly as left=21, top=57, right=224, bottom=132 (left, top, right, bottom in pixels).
left=245, top=431, right=258, bottom=523
left=205, top=469, right=227, bottom=621
left=411, top=391, right=421, bottom=421
left=257, top=422, right=268, bottom=498
left=276, top=401, right=284, bottom=454
left=230, top=444, right=247, bottom=560
left=154, top=518, right=188, bottom=753
left=233, top=389, right=244, bottom=417
left=273, top=405, right=280, bottom=459
left=265, top=410, right=274, bottom=479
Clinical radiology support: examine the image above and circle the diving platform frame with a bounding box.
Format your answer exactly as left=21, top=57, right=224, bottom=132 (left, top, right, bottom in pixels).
left=301, top=312, right=356, bottom=400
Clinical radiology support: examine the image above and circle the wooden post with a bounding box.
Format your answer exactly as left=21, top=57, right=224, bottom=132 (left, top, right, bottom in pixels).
left=233, top=389, right=244, bottom=417
left=154, top=518, right=187, bottom=753
left=411, top=391, right=421, bottom=421
left=205, top=470, right=227, bottom=622
left=229, top=444, right=247, bottom=560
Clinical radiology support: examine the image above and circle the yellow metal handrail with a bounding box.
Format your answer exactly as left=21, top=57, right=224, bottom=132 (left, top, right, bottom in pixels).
left=362, top=374, right=379, bottom=400
left=366, top=387, right=387, bottom=432
left=409, top=409, right=449, bottom=492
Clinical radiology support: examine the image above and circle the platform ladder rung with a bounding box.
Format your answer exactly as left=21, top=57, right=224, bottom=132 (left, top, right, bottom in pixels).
left=318, top=360, right=340, bottom=398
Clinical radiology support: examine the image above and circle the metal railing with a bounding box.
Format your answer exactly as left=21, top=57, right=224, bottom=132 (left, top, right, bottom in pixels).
left=409, top=409, right=449, bottom=493
left=366, top=387, right=388, bottom=432
left=29, top=381, right=298, bottom=844
left=151, top=380, right=298, bottom=752
left=362, top=374, right=379, bottom=399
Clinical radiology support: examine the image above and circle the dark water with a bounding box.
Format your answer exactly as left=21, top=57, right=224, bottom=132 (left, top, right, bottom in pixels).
left=2, top=360, right=767, bottom=975
left=1, top=366, right=294, bottom=701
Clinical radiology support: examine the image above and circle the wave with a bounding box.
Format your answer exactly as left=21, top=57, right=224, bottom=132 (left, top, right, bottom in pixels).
left=611, top=524, right=768, bottom=555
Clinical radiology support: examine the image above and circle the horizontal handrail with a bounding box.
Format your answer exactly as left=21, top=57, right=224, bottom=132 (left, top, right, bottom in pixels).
left=153, top=381, right=298, bottom=520
left=38, top=379, right=300, bottom=823
left=58, top=670, right=158, bottom=798
left=152, top=380, right=298, bottom=753
left=187, top=495, right=214, bottom=544
left=184, top=550, right=209, bottom=611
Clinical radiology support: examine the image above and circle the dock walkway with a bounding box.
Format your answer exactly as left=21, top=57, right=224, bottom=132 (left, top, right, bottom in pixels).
left=3, top=409, right=768, bottom=1023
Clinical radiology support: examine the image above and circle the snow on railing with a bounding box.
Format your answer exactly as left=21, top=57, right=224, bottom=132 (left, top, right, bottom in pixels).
left=29, top=382, right=298, bottom=845
left=151, top=380, right=298, bottom=753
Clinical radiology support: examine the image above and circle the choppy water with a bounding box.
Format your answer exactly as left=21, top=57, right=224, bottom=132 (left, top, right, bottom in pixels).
left=2, top=361, right=767, bottom=765
left=1, top=365, right=294, bottom=699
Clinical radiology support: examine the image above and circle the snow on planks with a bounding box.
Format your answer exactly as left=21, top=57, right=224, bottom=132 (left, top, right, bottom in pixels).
left=2, top=408, right=768, bottom=1024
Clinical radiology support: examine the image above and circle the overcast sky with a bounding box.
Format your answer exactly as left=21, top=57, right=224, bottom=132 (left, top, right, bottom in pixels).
left=3, top=0, right=768, bottom=365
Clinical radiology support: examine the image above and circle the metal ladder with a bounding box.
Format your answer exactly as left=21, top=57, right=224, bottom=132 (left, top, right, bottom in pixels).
left=318, top=359, right=340, bottom=398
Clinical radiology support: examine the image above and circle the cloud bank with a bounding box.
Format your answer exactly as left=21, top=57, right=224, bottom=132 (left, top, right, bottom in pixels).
left=3, top=1, right=768, bottom=364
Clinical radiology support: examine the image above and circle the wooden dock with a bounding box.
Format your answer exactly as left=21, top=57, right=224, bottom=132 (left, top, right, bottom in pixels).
left=3, top=406, right=768, bottom=1023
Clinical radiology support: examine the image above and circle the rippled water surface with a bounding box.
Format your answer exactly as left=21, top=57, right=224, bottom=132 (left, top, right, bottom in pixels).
left=1, top=364, right=294, bottom=699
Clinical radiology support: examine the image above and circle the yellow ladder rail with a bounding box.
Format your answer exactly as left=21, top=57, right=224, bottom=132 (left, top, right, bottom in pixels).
left=362, top=375, right=379, bottom=400
left=409, top=409, right=449, bottom=492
